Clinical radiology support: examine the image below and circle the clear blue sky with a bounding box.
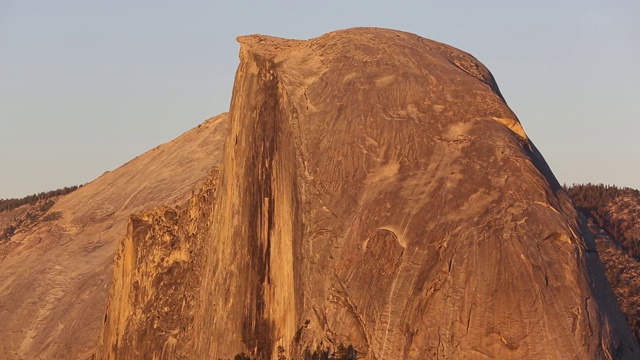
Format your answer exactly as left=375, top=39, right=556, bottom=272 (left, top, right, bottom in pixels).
left=1, top=0, right=638, bottom=199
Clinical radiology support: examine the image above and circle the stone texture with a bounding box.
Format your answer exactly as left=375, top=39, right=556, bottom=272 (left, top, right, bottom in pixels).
left=189, top=28, right=639, bottom=359
left=96, top=169, right=219, bottom=360
left=93, top=27, right=640, bottom=360
left=0, top=114, right=228, bottom=359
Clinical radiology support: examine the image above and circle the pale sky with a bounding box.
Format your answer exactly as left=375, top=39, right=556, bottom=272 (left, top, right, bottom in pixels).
left=1, top=0, right=638, bottom=199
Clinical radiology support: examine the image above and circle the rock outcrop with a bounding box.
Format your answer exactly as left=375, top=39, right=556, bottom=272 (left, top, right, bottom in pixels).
left=199, top=28, right=640, bottom=359
left=96, top=168, right=219, bottom=359
left=0, top=114, right=228, bottom=359
left=97, top=28, right=640, bottom=359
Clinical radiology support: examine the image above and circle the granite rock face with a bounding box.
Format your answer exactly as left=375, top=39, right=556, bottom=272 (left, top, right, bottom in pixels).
left=96, top=169, right=219, bottom=360
left=0, top=114, right=228, bottom=359
left=99, top=28, right=640, bottom=359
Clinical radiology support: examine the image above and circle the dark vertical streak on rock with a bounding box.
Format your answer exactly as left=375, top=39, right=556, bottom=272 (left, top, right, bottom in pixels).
left=239, top=54, right=280, bottom=359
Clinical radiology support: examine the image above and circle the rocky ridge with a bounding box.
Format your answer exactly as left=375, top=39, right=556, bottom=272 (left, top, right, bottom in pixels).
left=0, top=114, right=228, bottom=359
left=97, top=168, right=219, bottom=359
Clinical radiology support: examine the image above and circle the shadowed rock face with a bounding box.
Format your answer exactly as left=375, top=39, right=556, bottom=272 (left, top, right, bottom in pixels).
left=98, top=28, right=639, bottom=359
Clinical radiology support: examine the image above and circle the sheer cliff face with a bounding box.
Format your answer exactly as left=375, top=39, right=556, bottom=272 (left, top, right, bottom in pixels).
left=99, top=28, right=639, bottom=359
left=188, top=28, right=639, bottom=359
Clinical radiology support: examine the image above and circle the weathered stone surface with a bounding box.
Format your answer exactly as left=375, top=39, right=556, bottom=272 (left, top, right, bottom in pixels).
left=96, top=168, right=219, bottom=360
left=94, top=28, right=639, bottom=360
left=0, top=114, right=228, bottom=359
left=188, top=28, right=639, bottom=359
